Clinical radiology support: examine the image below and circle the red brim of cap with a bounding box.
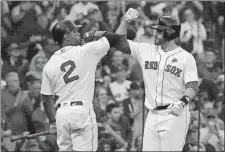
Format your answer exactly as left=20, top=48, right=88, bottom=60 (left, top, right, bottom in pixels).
left=150, top=25, right=175, bottom=33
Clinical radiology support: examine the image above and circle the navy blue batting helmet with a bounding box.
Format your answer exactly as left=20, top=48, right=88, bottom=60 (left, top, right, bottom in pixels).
left=151, top=16, right=181, bottom=40
left=52, top=20, right=82, bottom=46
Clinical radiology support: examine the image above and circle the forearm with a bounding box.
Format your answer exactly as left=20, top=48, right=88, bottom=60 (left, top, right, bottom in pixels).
left=42, top=96, right=56, bottom=123
left=184, top=81, right=198, bottom=100
left=93, top=31, right=107, bottom=38
left=184, top=88, right=196, bottom=100
left=115, top=19, right=130, bottom=35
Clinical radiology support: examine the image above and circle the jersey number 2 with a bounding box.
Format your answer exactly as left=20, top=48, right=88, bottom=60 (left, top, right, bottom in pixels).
left=60, top=60, right=79, bottom=84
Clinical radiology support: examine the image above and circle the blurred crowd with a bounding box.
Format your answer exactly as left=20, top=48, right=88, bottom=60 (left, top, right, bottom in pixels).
left=1, top=1, right=224, bottom=151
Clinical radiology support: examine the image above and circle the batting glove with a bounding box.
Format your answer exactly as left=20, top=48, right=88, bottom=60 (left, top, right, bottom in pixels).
left=167, top=101, right=186, bottom=116
left=83, top=31, right=96, bottom=43
left=124, top=8, right=139, bottom=22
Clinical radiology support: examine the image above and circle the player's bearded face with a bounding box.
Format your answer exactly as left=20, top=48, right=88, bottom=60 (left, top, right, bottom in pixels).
left=154, top=29, right=165, bottom=45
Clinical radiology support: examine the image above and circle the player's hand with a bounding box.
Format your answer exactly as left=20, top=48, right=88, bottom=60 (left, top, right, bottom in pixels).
left=83, top=31, right=96, bottom=43
left=50, top=122, right=56, bottom=130
left=167, top=101, right=186, bottom=116
left=124, top=8, right=139, bottom=23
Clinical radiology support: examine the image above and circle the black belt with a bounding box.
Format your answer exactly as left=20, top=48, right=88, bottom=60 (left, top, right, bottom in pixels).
left=154, top=104, right=170, bottom=110
left=58, top=101, right=83, bottom=108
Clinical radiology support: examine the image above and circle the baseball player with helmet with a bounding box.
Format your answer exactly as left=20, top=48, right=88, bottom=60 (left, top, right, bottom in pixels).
left=113, top=8, right=199, bottom=151
left=40, top=14, right=138, bottom=151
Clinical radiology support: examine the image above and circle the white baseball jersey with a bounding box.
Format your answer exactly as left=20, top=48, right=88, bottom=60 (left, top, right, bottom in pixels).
left=109, top=80, right=131, bottom=102
left=128, top=40, right=198, bottom=110
left=40, top=37, right=110, bottom=107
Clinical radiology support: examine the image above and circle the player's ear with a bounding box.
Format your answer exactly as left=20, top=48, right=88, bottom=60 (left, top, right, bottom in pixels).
left=64, top=34, right=69, bottom=41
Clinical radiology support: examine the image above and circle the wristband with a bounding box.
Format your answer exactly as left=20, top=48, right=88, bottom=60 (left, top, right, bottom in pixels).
left=180, top=95, right=190, bottom=105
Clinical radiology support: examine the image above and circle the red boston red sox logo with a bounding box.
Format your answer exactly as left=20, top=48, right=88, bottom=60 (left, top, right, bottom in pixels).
left=145, top=61, right=182, bottom=77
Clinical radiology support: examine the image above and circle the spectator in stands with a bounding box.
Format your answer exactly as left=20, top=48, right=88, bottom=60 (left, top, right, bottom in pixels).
left=211, top=1, right=224, bottom=55
left=215, top=74, right=224, bottom=96
left=49, top=6, right=68, bottom=32
left=213, top=95, right=225, bottom=124
left=183, top=142, right=208, bottom=152
left=79, top=8, right=111, bottom=34
left=200, top=109, right=224, bottom=151
left=1, top=72, right=34, bottom=151
left=198, top=50, right=223, bottom=81
left=105, top=49, right=129, bottom=78
left=185, top=124, right=216, bottom=152
left=32, top=99, right=58, bottom=151
left=198, top=68, right=219, bottom=101
left=1, top=1, right=13, bottom=51
left=162, top=2, right=180, bottom=19
left=24, top=14, right=50, bottom=43
left=67, top=1, right=99, bottom=21
left=94, top=88, right=112, bottom=123
left=26, top=52, right=47, bottom=80
left=106, top=10, right=120, bottom=31
left=105, top=103, right=132, bottom=151
left=25, top=74, right=41, bottom=105
left=132, top=135, right=143, bottom=151
left=1, top=43, right=27, bottom=88
left=98, top=137, right=113, bottom=151
left=10, top=2, right=42, bottom=43
left=134, top=21, right=155, bottom=44
left=107, top=1, right=122, bottom=17
left=24, top=74, right=58, bottom=151
left=109, top=65, right=131, bottom=104
left=26, top=42, right=43, bottom=63
left=42, top=36, right=60, bottom=59
left=125, top=82, right=144, bottom=150
left=180, top=8, right=207, bottom=61
left=1, top=43, right=20, bottom=77
left=178, top=1, right=204, bottom=23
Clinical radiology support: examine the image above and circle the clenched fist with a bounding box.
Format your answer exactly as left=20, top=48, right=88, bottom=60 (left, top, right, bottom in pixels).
left=83, top=31, right=96, bottom=43
left=167, top=101, right=186, bottom=116
left=124, top=8, right=139, bottom=22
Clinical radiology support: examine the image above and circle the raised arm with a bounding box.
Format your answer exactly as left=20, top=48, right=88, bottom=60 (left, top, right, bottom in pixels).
left=83, top=8, right=139, bottom=55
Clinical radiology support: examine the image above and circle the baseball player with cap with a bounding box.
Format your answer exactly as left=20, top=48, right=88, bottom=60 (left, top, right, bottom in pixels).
left=40, top=12, right=138, bottom=151
left=113, top=8, right=199, bottom=151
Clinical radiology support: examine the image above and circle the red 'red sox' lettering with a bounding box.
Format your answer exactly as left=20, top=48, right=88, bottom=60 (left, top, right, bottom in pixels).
left=145, top=61, right=182, bottom=77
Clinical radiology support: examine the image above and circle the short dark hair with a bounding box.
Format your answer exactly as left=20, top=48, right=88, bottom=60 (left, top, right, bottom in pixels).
left=130, top=82, right=141, bottom=90
left=106, top=103, right=119, bottom=113
left=25, top=74, right=40, bottom=85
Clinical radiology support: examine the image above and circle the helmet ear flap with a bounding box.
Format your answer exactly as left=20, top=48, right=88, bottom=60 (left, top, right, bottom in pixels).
left=164, top=31, right=177, bottom=40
